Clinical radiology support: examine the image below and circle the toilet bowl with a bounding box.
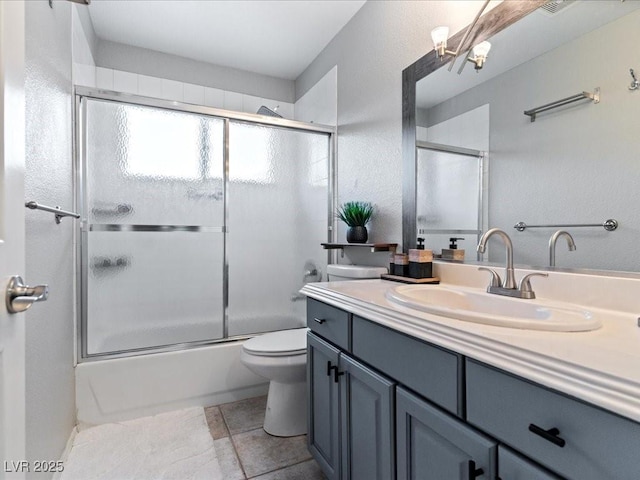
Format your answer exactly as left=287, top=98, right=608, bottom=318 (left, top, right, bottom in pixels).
left=241, top=327, right=309, bottom=437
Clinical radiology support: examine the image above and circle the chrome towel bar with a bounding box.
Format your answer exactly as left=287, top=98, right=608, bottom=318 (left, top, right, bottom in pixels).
left=524, top=88, right=600, bottom=122
left=25, top=201, right=80, bottom=224
left=514, top=219, right=618, bottom=232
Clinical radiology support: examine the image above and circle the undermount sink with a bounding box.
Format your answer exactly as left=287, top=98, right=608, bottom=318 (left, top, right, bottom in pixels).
left=385, top=285, right=602, bottom=332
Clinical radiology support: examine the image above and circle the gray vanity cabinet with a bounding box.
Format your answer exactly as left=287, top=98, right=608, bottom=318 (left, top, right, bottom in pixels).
left=307, top=331, right=395, bottom=480
left=307, top=333, right=341, bottom=479
left=396, top=387, right=497, bottom=480
left=497, top=446, right=562, bottom=480
left=339, top=353, right=395, bottom=480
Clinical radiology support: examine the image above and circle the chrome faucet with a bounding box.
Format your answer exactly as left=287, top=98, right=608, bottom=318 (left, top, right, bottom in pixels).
left=549, top=230, right=576, bottom=267
left=477, top=228, right=517, bottom=289
left=477, top=228, right=547, bottom=299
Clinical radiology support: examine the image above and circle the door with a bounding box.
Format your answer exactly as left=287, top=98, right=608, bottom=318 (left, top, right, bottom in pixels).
left=0, top=0, right=27, bottom=477
left=307, top=333, right=341, bottom=480
left=396, top=387, right=496, bottom=480
left=340, top=354, right=395, bottom=480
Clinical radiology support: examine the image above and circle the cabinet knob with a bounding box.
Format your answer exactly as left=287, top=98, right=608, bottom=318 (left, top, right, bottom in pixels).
left=313, top=317, right=326, bottom=324
left=528, top=423, right=566, bottom=448
left=468, top=460, right=484, bottom=479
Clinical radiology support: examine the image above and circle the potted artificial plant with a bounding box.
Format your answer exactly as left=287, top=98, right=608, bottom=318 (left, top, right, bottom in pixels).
left=336, top=201, right=374, bottom=243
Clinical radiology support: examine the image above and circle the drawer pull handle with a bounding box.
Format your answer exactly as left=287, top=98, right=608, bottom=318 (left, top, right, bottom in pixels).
left=528, top=424, right=566, bottom=448
left=313, top=317, right=326, bottom=324
left=468, top=460, right=484, bottom=479
left=328, top=364, right=344, bottom=383
left=326, top=361, right=333, bottom=377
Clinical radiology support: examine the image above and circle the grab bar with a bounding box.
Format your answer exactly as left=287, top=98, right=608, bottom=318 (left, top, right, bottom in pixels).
left=514, top=219, right=618, bottom=232
left=25, top=201, right=80, bottom=224
left=524, top=88, right=599, bottom=122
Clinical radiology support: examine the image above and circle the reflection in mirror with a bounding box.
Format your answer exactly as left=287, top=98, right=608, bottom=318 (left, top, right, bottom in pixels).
left=406, top=1, right=640, bottom=273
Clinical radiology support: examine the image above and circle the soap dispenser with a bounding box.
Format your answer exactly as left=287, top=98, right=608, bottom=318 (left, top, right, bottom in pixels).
left=442, top=237, right=465, bottom=261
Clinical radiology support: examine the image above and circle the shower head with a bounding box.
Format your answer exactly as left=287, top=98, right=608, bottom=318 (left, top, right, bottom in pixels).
left=257, top=106, right=282, bottom=118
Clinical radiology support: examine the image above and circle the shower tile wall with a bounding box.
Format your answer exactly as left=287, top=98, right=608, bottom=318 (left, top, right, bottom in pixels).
left=74, top=63, right=294, bottom=119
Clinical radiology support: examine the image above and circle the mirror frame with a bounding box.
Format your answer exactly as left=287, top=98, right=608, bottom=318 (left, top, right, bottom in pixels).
left=401, top=0, right=546, bottom=254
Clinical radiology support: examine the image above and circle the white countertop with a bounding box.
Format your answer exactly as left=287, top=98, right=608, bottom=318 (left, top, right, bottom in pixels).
left=301, top=274, right=640, bottom=423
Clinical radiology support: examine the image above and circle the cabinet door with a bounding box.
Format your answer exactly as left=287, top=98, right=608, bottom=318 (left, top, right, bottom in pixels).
left=308, top=332, right=341, bottom=480
left=397, top=387, right=496, bottom=480
left=340, top=354, right=395, bottom=480
left=498, top=446, right=563, bottom=480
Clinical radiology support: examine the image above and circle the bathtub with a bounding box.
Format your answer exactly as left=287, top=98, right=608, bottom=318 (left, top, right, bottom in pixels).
left=75, top=340, right=269, bottom=427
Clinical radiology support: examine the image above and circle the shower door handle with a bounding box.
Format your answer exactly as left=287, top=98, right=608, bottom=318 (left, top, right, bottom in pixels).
left=5, top=276, right=49, bottom=314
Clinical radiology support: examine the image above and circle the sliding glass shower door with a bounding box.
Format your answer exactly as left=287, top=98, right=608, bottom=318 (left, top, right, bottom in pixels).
left=227, top=122, right=330, bottom=336
left=82, top=99, right=226, bottom=356
left=78, top=91, right=333, bottom=360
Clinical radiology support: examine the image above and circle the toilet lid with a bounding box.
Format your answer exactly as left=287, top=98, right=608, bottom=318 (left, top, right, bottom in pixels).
left=243, top=328, right=309, bottom=356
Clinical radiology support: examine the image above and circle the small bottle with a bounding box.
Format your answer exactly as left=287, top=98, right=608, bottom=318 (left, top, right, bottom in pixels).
left=442, top=237, right=465, bottom=261
left=394, top=253, right=410, bottom=276
left=409, top=249, right=433, bottom=278
left=417, top=237, right=425, bottom=250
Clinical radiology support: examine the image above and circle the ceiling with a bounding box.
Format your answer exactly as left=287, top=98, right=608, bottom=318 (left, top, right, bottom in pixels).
left=417, top=0, right=640, bottom=109
left=88, top=0, right=367, bottom=80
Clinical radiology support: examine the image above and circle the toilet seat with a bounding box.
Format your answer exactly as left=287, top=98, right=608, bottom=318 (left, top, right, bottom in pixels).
left=243, top=327, right=308, bottom=357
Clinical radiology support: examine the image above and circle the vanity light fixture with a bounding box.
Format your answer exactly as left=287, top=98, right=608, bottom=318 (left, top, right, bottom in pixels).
left=469, top=41, right=491, bottom=71
left=429, top=0, right=491, bottom=73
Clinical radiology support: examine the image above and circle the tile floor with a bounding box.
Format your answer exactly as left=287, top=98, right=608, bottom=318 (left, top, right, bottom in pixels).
left=205, top=396, right=327, bottom=479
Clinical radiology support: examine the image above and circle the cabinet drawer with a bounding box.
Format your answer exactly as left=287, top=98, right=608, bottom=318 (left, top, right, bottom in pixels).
left=498, top=445, right=562, bottom=480
left=307, top=299, right=350, bottom=350
left=467, top=359, right=640, bottom=480
left=352, top=315, right=461, bottom=415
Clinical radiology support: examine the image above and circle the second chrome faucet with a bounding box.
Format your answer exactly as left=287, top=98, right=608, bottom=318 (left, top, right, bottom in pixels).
left=477, top=228, right=547, bottom=299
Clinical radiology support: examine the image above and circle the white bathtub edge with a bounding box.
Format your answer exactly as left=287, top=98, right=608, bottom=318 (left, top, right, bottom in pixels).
left=76, top=341, right=269, bottom=426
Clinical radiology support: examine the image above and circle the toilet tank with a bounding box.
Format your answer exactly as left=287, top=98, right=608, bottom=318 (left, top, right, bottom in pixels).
left=326, top=264, right=388, bottom=281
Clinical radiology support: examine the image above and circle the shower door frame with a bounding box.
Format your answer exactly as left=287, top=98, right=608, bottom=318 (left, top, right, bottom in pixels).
left=74, top=86, right=336, bottom=362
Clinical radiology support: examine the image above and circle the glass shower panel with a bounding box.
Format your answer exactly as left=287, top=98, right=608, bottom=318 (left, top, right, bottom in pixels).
left=85, top=99, right=224, bottom=226
left=86, top=232, right=224, bottom=354
left=227, top=122, right=330, bottom=337
left=416, top=148, right=481, bottom=231
left=83, top=98, right=225, bottom=355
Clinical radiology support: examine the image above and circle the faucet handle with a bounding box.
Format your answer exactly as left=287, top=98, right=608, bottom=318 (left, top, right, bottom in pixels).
left=518, top=272, right=548, bottom=293
left=478, top=267, right=502, bottom=287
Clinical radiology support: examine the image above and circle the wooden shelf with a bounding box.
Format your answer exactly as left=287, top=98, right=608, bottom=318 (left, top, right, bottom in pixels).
left=321, top=242, right=398, bottom=253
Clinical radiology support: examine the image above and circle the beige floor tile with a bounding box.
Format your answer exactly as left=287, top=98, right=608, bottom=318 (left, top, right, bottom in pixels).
left=233, top=428, right=311, bottom=478
left=205, top=405, right=229, bottom=440
left=214, top=437, right=246, bottom=480
left=220, top=395, right=267, bottom=434
left=250, top=459, right=326, bottom=479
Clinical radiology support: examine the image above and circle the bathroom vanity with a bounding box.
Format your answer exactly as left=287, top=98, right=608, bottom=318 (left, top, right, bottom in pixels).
left=302, top=263, right=640, bottom=480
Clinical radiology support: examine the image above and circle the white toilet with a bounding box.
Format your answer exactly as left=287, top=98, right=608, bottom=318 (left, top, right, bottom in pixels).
left=240, top=264, right=387, bottom=437
left=326, top=264, right=388, bottom=281
left=241, top=327, right=309, bottom=437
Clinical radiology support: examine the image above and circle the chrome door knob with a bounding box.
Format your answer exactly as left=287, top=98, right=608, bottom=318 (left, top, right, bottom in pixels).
left=5, top=275, right=49, bottom=314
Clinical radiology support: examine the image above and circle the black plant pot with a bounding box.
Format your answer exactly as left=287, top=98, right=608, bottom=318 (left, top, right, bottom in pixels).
left=346, top=226, right=368, bottom=243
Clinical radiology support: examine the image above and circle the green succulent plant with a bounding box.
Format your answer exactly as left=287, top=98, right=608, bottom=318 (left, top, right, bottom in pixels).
left=336, top=201, right=374, bottom=227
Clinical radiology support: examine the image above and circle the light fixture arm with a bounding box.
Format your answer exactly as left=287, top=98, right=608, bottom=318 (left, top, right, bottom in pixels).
left=446, top=0, right=491, bottom=72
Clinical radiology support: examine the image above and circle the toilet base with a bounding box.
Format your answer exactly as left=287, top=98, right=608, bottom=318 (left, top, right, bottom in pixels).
left=263, top=380, right=307, bottom=437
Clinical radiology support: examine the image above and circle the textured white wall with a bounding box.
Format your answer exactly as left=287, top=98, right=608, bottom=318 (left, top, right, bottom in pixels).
left=425, top=9, right=640, bottom=272
left=25, top=1, right=76, bottom=475
left=295, top=1, right=500, bottom=257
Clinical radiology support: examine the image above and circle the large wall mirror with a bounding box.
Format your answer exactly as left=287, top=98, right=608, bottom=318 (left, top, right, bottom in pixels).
left=403, top=0, right=640, bottom=274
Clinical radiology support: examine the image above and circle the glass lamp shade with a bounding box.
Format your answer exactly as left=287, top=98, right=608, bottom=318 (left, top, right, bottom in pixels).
left=431, top=26, right=449, bottom=49
left=472, top=41, right=492, bottom=58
